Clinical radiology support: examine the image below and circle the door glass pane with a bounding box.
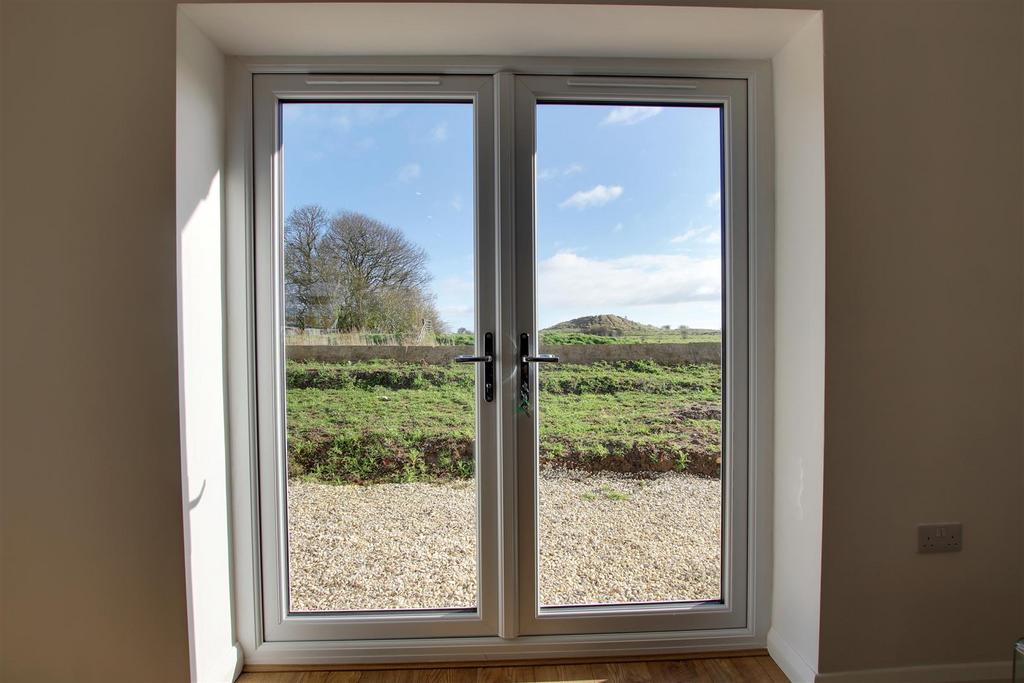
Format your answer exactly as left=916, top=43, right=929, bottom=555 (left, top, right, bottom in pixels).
left=535, top=103, right=724, bottom=607
left=281, top=102, right=478, bottom=612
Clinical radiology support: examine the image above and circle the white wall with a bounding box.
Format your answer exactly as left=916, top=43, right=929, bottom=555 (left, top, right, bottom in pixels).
left=176, top=13, right=239, bottom=683
left=767, top=13, right=825, bottom=683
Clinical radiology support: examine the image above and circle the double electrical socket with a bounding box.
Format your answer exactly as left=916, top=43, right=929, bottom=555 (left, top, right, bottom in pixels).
left=917, top=523, right=962, bottom=553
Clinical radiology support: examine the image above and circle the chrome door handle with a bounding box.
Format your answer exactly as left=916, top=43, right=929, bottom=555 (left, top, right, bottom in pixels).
left=454, top=332, right=494, bottom=402
left=521, top=353, right=559, bottom=364
left=518, top=333, right=558, bottom=413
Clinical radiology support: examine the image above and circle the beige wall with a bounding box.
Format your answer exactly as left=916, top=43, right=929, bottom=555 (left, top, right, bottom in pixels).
left=818, top=0, right=1023, bottom=672
left=0, top=2, right=190, bottom=681
left=0, top=0, right=1021, bottom=680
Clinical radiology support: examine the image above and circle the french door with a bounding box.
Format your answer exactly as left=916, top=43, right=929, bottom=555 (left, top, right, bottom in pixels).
left=252, top=72, right=749, bottom=644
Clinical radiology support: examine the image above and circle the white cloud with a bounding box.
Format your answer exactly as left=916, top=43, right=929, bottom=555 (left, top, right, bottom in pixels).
left=450, top=194, right=463, bottom=212
left=671, top=224, right=720, bottom=245
left=559, top=184, right=624, bottom=209
left=397, top=163, right=421, bottom=182
left=439, top=305, right=473, bottom=318
left=538, top=163, right=585, bottom=181
left=430, top=122, right=448, bottom=142
left=670, top=229, right=700, bottom=244
left=538, top=251, right=721, bottom=311
left=706, top=191, right=721, bottom=207
left=353, top=105, right=403, bottom=125
left=601, top=106, right=663, bottom=126
left=434, top=275, right=476, bottom=331
left=613, top=222, right=624, bottom=233
left=282, top=103, right=402, bottom=130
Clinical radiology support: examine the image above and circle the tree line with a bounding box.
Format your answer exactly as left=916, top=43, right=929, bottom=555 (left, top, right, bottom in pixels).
left=284, top=204, right=445, bottom=336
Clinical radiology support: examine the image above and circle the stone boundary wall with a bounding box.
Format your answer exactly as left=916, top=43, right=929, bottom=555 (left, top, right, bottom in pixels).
left=287, top=342, right=721, bottom=365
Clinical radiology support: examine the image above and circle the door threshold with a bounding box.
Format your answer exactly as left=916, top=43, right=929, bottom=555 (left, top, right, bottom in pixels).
left=242, top=647, right=769, bottom=672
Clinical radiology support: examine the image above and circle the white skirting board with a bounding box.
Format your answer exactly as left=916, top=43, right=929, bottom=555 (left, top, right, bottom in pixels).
left=768, top=629, right=1011, bottom=683
left=767, top=628, right=819, bottom=683
left=815, top=660, right=1010, bottom=683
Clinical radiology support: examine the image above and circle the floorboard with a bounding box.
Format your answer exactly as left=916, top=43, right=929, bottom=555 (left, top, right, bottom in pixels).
left=238, top=655, right=788, bottom=682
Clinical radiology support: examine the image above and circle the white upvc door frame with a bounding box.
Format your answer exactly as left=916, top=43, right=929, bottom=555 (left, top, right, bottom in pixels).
left=252, top=73, right=500, bottom=642
left=228, top=56, right=774, bottom=665
left=512, top=75, right=750, bottom=636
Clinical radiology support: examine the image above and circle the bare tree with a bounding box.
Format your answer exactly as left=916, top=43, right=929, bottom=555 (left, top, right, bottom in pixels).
left=322, top=211, right=432, bottom=332
left=284, top=204, right=330, bottom=329
left=283, top=206, right=443, bottom=338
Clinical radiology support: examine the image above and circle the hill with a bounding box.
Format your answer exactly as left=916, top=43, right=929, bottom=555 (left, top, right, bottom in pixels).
left=544, top=314, right=660, bottom=337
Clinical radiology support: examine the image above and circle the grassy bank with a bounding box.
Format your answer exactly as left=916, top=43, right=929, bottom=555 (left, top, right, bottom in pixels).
left=540, top=331, right=721, bottom=346
left=286, top=360, right=722, bottom=484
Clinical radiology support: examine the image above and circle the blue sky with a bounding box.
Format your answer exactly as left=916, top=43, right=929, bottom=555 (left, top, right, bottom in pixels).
left=283, top=101, right=722, bottom=332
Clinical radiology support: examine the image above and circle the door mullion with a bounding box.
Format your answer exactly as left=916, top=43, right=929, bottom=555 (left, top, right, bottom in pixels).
left=511, top=77, right=541, bottom=635
left=494, top=71, right=520, bottom=641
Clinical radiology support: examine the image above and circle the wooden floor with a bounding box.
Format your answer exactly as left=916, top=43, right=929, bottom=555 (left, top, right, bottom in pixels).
left=239, top=654, right=789, bottom=682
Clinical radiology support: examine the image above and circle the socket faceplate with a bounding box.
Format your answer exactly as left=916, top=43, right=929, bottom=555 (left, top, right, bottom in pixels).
left=917, top=523, right=962, bottom=553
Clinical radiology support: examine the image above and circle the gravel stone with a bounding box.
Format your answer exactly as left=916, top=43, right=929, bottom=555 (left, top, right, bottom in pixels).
left=287, top=471, right=721, bottom=612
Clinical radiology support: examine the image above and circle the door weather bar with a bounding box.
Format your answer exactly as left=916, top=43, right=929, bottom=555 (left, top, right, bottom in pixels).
left=305, top=78, right=443, bottom=86
left=565, top=79, right=699, bottom=89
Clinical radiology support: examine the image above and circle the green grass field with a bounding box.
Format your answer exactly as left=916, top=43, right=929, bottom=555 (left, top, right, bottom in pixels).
left=286, top=359, right=722, bottom=484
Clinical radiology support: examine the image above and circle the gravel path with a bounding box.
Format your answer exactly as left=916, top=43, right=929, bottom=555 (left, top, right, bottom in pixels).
left=287, top=471, right=721, bottom=612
